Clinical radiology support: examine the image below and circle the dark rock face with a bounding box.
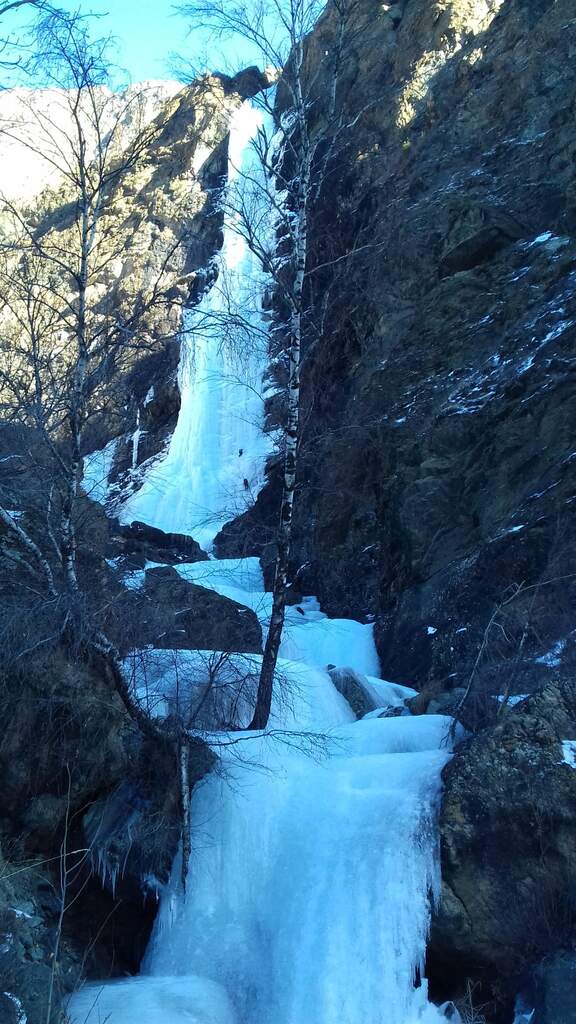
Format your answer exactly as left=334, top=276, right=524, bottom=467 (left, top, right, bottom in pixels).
left=110, top=519, right=209, bottom=567
left=533, top=954, right=576, bottom=1024
left=284, top=0, right=576, bottom=701
left=129, top=565, right=262, bottom=653
left=434, top=681, right=576, bottom=986
left=0, top=652, right=131, bottom=845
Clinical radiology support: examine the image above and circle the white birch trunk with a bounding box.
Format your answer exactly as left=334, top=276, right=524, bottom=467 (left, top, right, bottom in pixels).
left=179, top=738, right=191, bottom=890
left=250, top=56, right=310, bottom=729
left=0, top=506, right=57, bottom=596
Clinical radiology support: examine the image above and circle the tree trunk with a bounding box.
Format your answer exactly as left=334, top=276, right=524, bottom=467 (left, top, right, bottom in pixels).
left=179, top=737, right=191, bottom=890
left=0, top=506, right=57, bottom=596
left=249, top=91, right=310, bottom=730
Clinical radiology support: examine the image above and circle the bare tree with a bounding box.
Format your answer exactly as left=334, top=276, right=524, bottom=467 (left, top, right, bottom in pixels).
left=0, top=7, right=224, bottom=838
left=179, top=0, right=377, bottom=728
left=0, top=9, right=193, bottom=603
left=0, top=0, right=55, bottom=73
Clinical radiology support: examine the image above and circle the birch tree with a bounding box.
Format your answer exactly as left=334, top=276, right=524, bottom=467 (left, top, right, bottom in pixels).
left=0, top=8, right=204, bottom=748
left=0, top=8, right=187, bottom=601
left=180, top=0, right=374, bottom=728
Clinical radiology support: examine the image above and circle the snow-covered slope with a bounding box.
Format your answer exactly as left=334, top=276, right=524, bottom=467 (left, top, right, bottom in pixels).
left=0, top=81, right=182, bottom=201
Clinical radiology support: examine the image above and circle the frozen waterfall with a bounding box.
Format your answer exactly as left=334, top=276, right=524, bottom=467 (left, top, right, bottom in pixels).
left=70, top=560, right=457, bottom=1024
left=119, top=101, right=271, bottom=550
left=69, top=102, right=457, bottom=1024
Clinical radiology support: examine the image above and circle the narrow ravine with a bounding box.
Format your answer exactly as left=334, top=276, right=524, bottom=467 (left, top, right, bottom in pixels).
left=72, top=103, right=458, bottom=1024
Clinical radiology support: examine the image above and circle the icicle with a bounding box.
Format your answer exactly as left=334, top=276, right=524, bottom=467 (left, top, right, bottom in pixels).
left=131, top=408, right=142, bottom=470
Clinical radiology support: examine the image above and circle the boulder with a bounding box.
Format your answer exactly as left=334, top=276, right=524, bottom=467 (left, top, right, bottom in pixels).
left=224, top=65, right=274, bottom=99
left=138, top=565, right=262, bottom=653
left=433, top=680, right=576, bottom=983
left=328, top=666, right=376, bottom=718
left=407, top=686, right=466, bottom=717
left=110, top=519, right=209, bottom=567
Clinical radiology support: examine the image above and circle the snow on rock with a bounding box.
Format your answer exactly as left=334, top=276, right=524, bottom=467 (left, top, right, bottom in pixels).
left=67, top=975, right=236, bottom=1024
left=127, top=647, right=353, bottom=733
left=561, top=740, right=576, bottom=769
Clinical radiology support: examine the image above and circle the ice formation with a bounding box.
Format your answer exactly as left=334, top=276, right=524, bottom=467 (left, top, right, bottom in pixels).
left=69, top=101, right=455, bottom=1024
left=119, top=102, right=272, bottom=550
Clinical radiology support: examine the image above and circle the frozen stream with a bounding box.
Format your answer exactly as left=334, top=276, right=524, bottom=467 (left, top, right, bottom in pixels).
left=72, top=102, right=456, bottom=1024
left=70, top=555, right=455, bottom=1024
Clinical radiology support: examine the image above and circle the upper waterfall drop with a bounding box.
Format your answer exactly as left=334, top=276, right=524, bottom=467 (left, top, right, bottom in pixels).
left=119, top=101, right=272, bottom=550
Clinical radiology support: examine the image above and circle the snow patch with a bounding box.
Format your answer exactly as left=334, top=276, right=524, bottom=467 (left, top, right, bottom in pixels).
left=67, top=976, right=235, bottom=1024
left=536, top=637, right=567, bottom=668
left=561, top=740, right=576, bottom=769
left=2, top=993, right=27, bottom=1024
left=82, top=438, right=119, bottom=505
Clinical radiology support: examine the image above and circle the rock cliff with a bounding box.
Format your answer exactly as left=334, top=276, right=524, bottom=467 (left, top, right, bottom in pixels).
left=283, top=0, right=576, bottom=704
left=286, top=1, right=576, bottom=1010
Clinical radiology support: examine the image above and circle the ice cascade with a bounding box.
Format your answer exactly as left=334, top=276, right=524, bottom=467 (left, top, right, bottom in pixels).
left=119, top=102, right=271, bottom=551
left=69, top=103, right=456, bottom=1024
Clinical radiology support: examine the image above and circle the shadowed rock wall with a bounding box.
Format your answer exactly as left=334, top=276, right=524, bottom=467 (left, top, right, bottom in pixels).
left=285, top=0, right=576, bottom=702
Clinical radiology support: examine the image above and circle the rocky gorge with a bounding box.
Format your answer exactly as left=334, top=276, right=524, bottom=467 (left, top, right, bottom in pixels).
left=0, top=1, right=575, bottom=1022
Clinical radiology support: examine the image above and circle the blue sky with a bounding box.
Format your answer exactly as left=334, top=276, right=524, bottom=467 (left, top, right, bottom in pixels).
left=4, top=0, right=269, bottom=88
left=79, top=2, right=262, bottom=83
left=7, top=0, right=253, bottom=84
left=65, top=0, right=195, bottom=82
